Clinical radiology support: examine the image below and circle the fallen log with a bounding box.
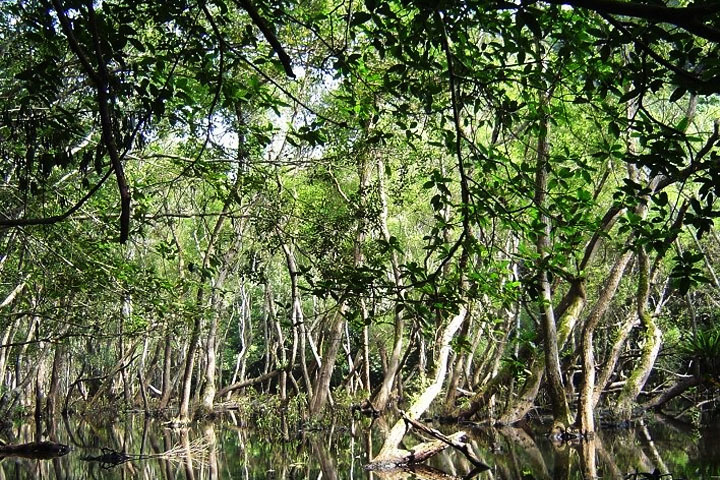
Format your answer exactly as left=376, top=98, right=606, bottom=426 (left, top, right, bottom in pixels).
left=642, top=374, right=703, bottom=411
left=366, top=431, right=470, bottom=470
left=81, top=447, right=131, bottom=469
left=369, top=308, right=468, bottom=467
left=0, top=441, right=70, bottom=460
left=215, top=368, right=283, bottom=397
left=400, top=413, right=488, bottom=469
left=366, top=411, right=490, bottom=471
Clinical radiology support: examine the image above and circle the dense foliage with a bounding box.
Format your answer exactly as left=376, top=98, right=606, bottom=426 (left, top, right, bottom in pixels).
left=1, top=0, right=719, bottom=440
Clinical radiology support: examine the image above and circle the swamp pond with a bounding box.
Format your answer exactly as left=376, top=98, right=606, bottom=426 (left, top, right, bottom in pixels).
left=0, top=413, right=718, bottom=479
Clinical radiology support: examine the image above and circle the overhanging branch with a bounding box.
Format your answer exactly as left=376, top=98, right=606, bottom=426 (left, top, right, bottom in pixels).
left=543, top=0, right=720, bottom=44
left=234, top=0, right=296, bottom=78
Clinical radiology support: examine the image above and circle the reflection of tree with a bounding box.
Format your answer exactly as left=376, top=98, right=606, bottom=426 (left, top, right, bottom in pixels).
left=595, top=435, right=623, bottom=480
left=203, top=423, right=218, bottom=480
left=639, top=422, right=669, bottom=476
left=311, top=437, right=337, bottom=480
left=579, top=436, right=597, bottom=480
left=550, top=441, right=571, bottom=480
left=181, top=427, right=196, bottom=480
left=372, top=464, right=466, bottom=480
left=497, top=427, right=551, bottom=480
left=605, top=429, right=654, bottom=474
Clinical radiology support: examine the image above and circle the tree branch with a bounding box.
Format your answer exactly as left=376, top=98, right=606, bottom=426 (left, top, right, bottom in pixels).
left=234, top=0, right=296, bottom=78
left=49, top=0, right=131, bottom=242
left=544, top=0, right=720, bottom=44
left=0, top=168, right=114, bottom=228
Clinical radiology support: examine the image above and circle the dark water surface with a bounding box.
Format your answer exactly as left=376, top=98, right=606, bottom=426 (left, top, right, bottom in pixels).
left=0, top=413, right=718, bottom=479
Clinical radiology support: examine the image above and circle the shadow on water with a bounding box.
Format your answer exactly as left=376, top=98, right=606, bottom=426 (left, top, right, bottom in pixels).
left=0, top=413, right=718, bottom=479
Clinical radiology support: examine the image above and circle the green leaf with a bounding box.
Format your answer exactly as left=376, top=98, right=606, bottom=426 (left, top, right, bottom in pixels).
left=608, top=121, right=620, bottom=138
left=669, top=86, right=686, bottom=103
left=351, top=11, right=372, bottom=26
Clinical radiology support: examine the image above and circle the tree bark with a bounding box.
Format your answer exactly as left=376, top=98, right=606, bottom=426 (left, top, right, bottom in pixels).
left=46, top=343, right=65, bottom=419
left=309, top=308, right=345, bottom=415
left=614, top=248, right=663, bottom=419
left=532, top=71, right=571, bottom=429
left=158, top=325, right=174, bottom=410
left=280, top=240, right=314, bottom=404
left=642, top=375, right=703, bottom=411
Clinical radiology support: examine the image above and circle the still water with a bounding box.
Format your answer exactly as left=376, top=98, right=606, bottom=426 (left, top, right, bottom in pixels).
left=0, top=412, right=718, bottom=479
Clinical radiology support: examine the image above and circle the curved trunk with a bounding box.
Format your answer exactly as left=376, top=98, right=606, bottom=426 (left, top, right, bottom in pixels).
left=642, top=375, right=703, bottom=411
left=372, top=307, right=467, bottom=463
left=497, top=366, right=543, bottom=425
left=593, top=307, right=639, bottom=406
left=614, top=249, right=662, bottom=419
left=494, top=289, right=585, bottom=424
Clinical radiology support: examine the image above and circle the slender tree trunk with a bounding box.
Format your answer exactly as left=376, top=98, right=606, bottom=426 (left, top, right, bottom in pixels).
left=46, top=343, right=64, bottom=419
left=533, top=85, right=571, bottom=429
left=577, top=249, right=634, bottom=434
left=444, top=316, right=470, bottom=409
left=0, top=318, right=20, bottom=383
left=201, top=310, right=219, bottom=412
left=279, top=237, right=317, bottom=409
left=179, top=173, right=242, bottom=421
left=593, top=306, right=639, bottom=406
left=178, top=313, right=201, bottom=421
left=373, top=155, right=405, bottom=411
left=120, top=294, right=132, bottom=404
left=267, top=284, right=287, bottom=400
left=159, top=325, right=174, bottom=409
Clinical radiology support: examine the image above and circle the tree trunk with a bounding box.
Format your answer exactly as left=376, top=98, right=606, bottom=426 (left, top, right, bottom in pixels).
left=371, top=307, right=467, bottom=464
left=158, top=325, right=174, bottom=410
left=201, top=310, right=219, bottom=412
left=280, top=240, right=314, bottom=404
left=46, top=343, right=65, bottom=418
left=309, top=308, right=345, bottom=415
left=642, top=375, right=703, bottom=411
left=577, top=249, right=634, bottom=434
left=533, top=82, right=571, bottom=429
left=373, top=156, right=406, bottom=412
left=267, top=284, right=287, bottom=400
left=492, top=285, right=585, bottom=424
left=178, top=315, right=201, bottom=421
left=614, top=248, right=662, bottom=419
left=593, top=306, right=639, bottom=406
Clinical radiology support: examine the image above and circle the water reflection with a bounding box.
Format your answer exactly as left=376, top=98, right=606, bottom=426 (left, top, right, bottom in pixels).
left=0, top=413, right=717, bottom=479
